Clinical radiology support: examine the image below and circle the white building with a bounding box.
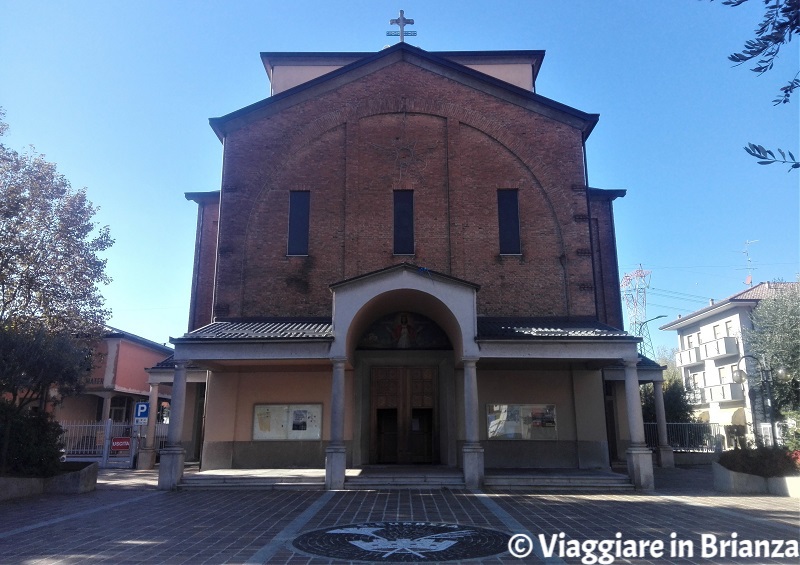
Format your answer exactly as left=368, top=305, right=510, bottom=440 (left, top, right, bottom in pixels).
left=659, top=282, right=796, bottom=446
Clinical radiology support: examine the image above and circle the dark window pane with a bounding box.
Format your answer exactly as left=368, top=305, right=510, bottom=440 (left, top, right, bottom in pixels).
left=288, top=191, right=310, bottom=255
left=497, top=189, right=520, bottom=254
left=394, top=190, right=414, bottom=254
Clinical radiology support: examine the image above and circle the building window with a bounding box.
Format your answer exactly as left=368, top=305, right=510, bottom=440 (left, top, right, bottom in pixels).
left=725, top=320, right=734, bottom=337
left=686, top=334, right=694, bottom=349
left=287, top=191, right=310, bottom=255
left=393, top=190, right=414, bottom=255
left=713, top=324, right=722, bottom=339
left=497, top=189, right=521, bottom=254
left=691, top=371, right=706, bottom=388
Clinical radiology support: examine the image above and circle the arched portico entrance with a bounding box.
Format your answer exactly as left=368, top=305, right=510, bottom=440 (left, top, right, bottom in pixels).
left=353, top=310, right=453, bottom=466
left=350, top=310, right=455, bottom=467
left=326, top=264, right=482, bottom=488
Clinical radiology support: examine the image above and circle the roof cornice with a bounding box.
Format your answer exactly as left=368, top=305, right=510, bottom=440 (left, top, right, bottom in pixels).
left=211, top=43, right=598, bottom=141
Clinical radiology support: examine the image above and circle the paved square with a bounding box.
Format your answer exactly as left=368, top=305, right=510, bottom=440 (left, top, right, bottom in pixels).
left=0, top=466, right=797, bottom=564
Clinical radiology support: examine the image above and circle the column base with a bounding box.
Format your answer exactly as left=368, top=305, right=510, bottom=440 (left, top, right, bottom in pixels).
left=325, top=445, right=347, bottom=490
left=626, top=447, right=654, bottom=490
left=158, top=447, right=185, bottom=490
left=656, top=445, right=674, bottom=468
left=462, top=443, right=485, bottom=489
left=137, top=447, right=156, bottom=470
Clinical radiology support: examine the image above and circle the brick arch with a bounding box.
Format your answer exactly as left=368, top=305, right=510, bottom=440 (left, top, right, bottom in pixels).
left=240, top=96, right=578, bottom=314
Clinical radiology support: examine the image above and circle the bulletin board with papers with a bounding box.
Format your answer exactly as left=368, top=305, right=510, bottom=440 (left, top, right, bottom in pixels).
left=252, top=404, right=322, bottom=440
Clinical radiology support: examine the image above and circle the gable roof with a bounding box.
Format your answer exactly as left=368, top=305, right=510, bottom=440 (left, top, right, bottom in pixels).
left=209, top=42, right=599, bottom=141
left=329, top=262, right=480, bottom=291
left=659, top=281, right=798, bottom=331
left=105, top=326, right=173, bottom=354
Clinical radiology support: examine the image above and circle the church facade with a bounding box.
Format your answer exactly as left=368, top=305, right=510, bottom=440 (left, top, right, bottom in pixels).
left=158, top=43, right=669, bottom=490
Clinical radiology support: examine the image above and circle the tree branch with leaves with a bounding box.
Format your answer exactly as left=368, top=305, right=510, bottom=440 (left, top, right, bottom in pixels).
left=712, top=0, right=800, bottom=170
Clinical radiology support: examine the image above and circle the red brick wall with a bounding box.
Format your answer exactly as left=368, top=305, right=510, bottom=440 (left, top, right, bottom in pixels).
left=188, top=193, right=219, bottom=331
left=210, top=61, right=606, bottom=320
left=588, top=192, right=625, bottom=329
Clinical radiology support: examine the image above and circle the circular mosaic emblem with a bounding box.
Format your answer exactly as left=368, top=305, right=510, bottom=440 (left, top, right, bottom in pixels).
left=292, top=521, right=510, bottom=562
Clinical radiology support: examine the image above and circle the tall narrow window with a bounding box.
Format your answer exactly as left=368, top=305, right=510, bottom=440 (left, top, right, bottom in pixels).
left=394, top=190, right=414, bottom=255
left=287, top=191, right=310, bottom=255
left=497, top=189, right=521, bottom=254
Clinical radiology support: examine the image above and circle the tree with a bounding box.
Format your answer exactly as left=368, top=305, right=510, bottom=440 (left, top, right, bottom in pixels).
left=0, top=109, right=112, bottom=473
left=745, top=281, right=800, bottom=415
left=0, top=108, right=113, bottom=334
left=641, top=347, right=696, bottom=423
left=712, top=0, right=800, bottom=170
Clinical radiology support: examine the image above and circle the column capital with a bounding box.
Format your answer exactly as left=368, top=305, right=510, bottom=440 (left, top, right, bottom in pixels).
left=623, top=357, right=639, bottom=369
left=330, top=357, right=348, bottom=366
left=461, top=357, right=480, bottom=367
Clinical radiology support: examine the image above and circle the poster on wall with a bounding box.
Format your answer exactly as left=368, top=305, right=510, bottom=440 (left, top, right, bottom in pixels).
left=486, top=404, right=557, bottom=440
left=253, top=404, right=322, bottom=440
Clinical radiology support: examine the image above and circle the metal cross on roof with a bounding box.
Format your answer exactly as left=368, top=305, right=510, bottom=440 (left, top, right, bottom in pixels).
left=387, top=10, right=416, bottom=43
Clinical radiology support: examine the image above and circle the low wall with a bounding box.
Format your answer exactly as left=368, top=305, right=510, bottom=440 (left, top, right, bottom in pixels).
left=712, top=462, right=800, bottom=497
left=673, top=451, right=719, bottom=466
left=0, top=462, right=98, bottom=502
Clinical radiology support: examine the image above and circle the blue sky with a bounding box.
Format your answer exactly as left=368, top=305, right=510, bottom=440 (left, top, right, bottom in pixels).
left=1, top=1, right=797, bottom=354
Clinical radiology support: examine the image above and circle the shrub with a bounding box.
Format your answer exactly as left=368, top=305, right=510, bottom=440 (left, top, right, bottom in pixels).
left=0, top=402, right=64, bottom=477
left=778, top=410, right=800, bottom=451
left=718, top=445, right=800, bottom=478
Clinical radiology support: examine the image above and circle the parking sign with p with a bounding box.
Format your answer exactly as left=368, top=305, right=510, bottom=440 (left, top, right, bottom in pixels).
left=134, top=402, right=149, bottom=425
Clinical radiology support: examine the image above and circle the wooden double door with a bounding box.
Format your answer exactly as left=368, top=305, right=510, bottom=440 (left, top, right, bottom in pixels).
left=370, top=367, right=438, bottom=464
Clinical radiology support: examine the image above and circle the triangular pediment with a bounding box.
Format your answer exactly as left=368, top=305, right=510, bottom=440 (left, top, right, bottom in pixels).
left=329, top=262, right=480, bottom=292
left=209, top=43, right=598, bottom=141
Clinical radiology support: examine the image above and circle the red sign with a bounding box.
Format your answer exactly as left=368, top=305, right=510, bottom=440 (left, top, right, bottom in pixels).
left=111, top=437, right=131, bottom=450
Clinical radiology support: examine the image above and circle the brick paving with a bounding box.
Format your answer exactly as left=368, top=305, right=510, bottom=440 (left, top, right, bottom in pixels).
left=0, top=466, right=797, bottom=564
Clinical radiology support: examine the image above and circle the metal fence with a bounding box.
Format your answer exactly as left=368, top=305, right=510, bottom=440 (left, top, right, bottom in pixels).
left=644, top=422, right=724, bottom=452
left=59, top=419, right=169, bottom=468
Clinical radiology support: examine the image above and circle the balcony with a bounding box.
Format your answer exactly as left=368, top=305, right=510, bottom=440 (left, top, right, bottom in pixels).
left=675, top=347, right=702, bottom=367
left=698, top=337, right=738, bottom=361
left=706, top=383, right=745, bottom=403
left=686, top=383, right=745, bottom=405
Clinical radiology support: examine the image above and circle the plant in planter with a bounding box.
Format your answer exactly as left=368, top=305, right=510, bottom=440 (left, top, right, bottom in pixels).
left=718, top=446, right=800, bottom=478
left=714, top=445, right=800, bottom=497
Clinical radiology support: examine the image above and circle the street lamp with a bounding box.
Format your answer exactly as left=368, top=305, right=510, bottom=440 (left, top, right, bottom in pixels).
left=634, top=315, right=666, bottom=358
left=733, top=355, right=786, bottom=446
left=639, top=314, right=667, bottom=327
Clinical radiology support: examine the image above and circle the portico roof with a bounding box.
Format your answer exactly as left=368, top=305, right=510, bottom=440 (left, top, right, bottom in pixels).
left=173, top=318, right=334, bottom=342
left=477, top=317, right=632, bottom=341
left=172, top=315, right=634, bottom=344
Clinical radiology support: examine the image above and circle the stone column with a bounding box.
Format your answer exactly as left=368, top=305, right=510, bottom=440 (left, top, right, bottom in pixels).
left=325, top=358, right=347, bottom=490
left=462, top=358, right=484, bottom=489
left=623, top=359, right=654, bottom=490
left=653, top=380, right=674, bottom=468
left=100, top=394, right=112, bottom=422
left=137, top=383, right=160, bottom=470
left=158, top=362, right=187, bottom=490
